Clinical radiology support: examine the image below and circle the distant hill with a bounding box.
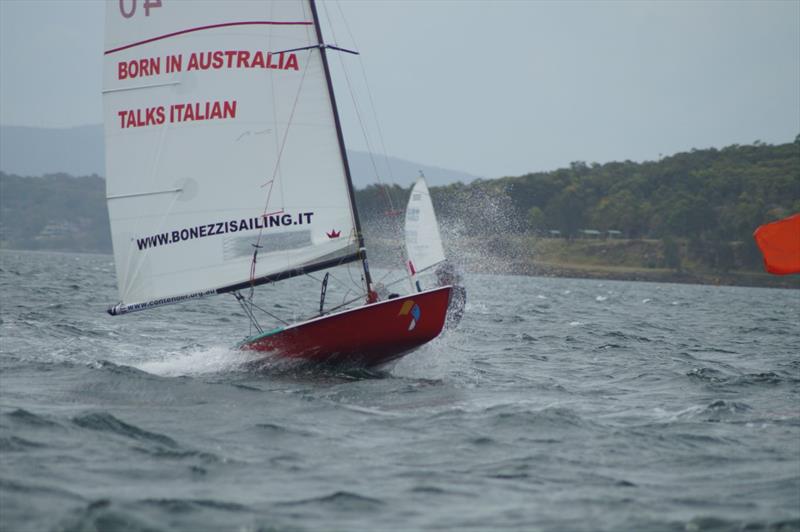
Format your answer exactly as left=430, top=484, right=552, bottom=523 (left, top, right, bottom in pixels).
left=0, top=125, right=480, bottom=188
left=346, top=150, right=482, bottom=188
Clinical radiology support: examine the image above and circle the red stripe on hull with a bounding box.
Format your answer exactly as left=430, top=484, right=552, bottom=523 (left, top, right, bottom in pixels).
left=240, top=286, right=451, bottom=367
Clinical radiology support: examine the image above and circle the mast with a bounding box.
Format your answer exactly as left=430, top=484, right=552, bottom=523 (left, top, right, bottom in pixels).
left=308, top=0, right=373, bottom=292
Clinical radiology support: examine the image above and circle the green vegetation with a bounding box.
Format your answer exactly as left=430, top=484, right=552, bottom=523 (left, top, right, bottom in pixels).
left=1, top=138, right=798, bottom=287
left=357, top=138, right=800, bottom=279
left=0, top=172, right=111, bottom=252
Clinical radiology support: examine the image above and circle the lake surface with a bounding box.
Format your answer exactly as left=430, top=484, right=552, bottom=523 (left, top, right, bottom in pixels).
left=1, top=249, right=798, bottom=531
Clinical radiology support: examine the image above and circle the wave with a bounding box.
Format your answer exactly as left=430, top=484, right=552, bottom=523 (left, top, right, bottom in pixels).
left=130, top=446, right=221, bottom=463
left=72, top=412, right=178, bottom=448
left=139, top=498, right=248, bottom=513
left=254, top=422, right=316, bottom=437
left=603, top=330, right=652, bottom=342
left=613, top=424, right=741, bottom=453
left=5, top=408, right=60, bottom=427
left=696, top=400, right=753, bottom=423
left=482, top=404, right=594, bottom=432
left=409, top=485, right=448, bottom=494
left=56, top=499, right=167, bottom=532
left=686, top=367, right=731, bottom=384
left=240, top=358, right=393, bottom=382
left=277, top=491, right=385, bottom=511
left=0, top=478, right=83, bottom=501
left=647, top=400, right=753, bottom=424
left=50, top=322, right=109, bottom=339
left=680, top=515, right=800, bottom=532
left=0, top=435, right=46, bottom=451
left=89, top=359, right=160, bottom=379
left=687, top=368, right=798, bottom=387
left=732, top=371, right=798, bottom=386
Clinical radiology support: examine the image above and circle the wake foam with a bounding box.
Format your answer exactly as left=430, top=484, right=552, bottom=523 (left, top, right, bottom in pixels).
left=134, top=346, right=255, bottom=377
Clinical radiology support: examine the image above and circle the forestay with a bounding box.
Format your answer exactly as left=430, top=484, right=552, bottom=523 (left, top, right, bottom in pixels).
left=103, top=0, right=359, bottom=312
left=405, top=177, right=446, bottom=274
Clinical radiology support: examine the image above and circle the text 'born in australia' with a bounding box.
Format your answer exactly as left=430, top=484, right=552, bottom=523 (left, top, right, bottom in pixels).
left=117, top=51, right=300, bottom=80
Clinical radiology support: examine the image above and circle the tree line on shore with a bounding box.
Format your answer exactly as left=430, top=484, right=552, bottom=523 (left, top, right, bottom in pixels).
left=0, top=173, right=111, bottom=252
left=1, top=137, right=798, bottom=273
left=356, top=137, right=800, bottom=272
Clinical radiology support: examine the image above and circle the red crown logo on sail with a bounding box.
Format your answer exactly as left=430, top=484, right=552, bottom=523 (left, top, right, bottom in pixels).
left=326, top=229, right=341, bottom=239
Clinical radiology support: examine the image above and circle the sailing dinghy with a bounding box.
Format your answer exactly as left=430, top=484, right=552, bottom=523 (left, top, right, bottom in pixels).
left=103, top=0, right=450, bottom=366
left=405, top=175, right=466, bottom=327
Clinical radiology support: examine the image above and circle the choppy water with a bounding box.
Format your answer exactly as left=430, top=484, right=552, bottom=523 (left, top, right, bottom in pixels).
left=1, top=249, right=798, bottom=532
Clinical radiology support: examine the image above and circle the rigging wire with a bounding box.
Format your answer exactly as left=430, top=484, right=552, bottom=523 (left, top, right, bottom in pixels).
left=250, top=48, right=314, bottom=282
left=242, top=48, right=313, bottom=322
left=322, top=2, right=409, bottom=287
left=241, top=38, right=313, bottom=327
left=233, top=292, right=264, bottom=334
left=246, top=299, right=290, bottom=326
left=321, top=1, right=397, bottom=214
left=267, top=0, right=287, bottom=257
left=333, top=0, right=398, bottom=188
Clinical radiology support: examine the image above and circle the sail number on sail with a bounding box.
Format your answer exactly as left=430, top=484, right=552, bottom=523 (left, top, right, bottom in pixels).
left=118, top=0, right=162, bottom=19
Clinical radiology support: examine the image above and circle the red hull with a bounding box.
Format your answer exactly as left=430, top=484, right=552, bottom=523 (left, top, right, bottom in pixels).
left=239, top=286, right=452, bottom=367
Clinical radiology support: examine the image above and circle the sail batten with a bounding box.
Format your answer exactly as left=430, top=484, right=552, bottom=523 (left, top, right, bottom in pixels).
left=103, top=0, right=361, bottom=310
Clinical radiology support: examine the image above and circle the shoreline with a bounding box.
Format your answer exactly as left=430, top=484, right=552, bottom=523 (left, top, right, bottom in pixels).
left=2, top=246, right=797, bottom=290
left=483, top=260, right=800, bottom=290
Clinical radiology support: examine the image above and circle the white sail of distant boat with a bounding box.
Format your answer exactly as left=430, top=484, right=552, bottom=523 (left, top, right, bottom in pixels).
left=102, top=0, right=451, bottom=366
left=405, top=175, right=446, bottom=290
left=404, top=174, right=466, bottom=327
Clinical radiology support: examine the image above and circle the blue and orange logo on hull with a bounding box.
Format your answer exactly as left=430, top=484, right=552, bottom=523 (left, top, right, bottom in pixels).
left=398, top=300, right=421, bottom=331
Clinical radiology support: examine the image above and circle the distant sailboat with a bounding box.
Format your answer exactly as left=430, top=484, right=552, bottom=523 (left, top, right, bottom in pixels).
left=103, top=0, right=450, bottom=366
left=405, top=174, right=466, bottom=327
left=405, top=174, right=446, bottom=292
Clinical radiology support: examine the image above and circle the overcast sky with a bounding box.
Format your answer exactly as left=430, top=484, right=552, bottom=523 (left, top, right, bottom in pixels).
left=1, top=0, right=798, bottom=178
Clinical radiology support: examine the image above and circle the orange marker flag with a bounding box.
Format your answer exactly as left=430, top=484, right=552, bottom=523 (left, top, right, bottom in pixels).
left=753, top=213, right=800, bottom=275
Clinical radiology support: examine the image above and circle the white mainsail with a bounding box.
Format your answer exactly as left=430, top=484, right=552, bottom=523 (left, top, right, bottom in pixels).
left=405, top=176, right=446, bottom=276
left=103, top=0, right=361, bottom=312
